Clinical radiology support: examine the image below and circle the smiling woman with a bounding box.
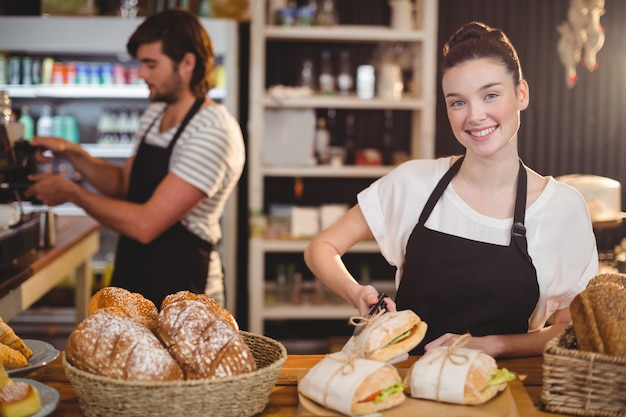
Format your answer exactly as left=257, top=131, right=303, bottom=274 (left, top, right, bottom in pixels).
left=304, top=20, right=599, bottom=360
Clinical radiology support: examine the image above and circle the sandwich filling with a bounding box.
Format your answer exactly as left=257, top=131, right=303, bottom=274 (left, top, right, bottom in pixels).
left=358, top=383, right=404, bottom=403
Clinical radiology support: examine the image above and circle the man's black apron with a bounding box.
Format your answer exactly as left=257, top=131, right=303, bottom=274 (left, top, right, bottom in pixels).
left=395, top=156, right=540, bottom=354
left=111, top=98, right=213, bottom=307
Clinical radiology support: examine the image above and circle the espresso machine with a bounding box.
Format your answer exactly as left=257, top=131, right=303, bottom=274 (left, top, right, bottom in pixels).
left=0, top=119, right=49, bottom=267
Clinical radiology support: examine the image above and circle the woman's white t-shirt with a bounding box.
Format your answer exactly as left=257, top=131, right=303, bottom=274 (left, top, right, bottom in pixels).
left=357, top=157, right=599, bottom=331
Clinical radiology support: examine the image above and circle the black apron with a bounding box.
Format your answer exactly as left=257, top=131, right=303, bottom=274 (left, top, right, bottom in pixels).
left=111, top=98, right=213, bottom=307
left=395, top=156, right=540, bottom=354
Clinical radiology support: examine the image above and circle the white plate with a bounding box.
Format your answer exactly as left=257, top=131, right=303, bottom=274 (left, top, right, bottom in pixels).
left=7, top=340, right=60, bottom=378
left=10, top=378, right=60, bottom=417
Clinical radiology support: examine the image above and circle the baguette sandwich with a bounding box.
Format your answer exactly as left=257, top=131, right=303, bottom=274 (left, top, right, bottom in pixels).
left=298, top=352, right=405, bottom=416
left=345, top=310, right=427, bottom=362
left=403, top=346, right=515, bottom=405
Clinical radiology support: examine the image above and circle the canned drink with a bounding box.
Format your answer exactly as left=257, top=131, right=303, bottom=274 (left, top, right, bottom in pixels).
left=87, top=63, right=100, bottom=85
left=113, top=64, right=126, bottom=84
left=75, top=62, right=88, bottom=85
left=21, top=57, right=32, bottom=85
left=51, top=62, right=65, bottom=85
left=100, top=63, right=113, bottom=85
left=127, top=65, right=140, bottom=84
left=65, top=62, right=76, bottom=85
left=41, top=57, right=55, bottom=84
left=0, top=54, right=6, bottom=84
left=31, top=58, right=41, bottom=85
left=8, top=56, right=21, bottom=85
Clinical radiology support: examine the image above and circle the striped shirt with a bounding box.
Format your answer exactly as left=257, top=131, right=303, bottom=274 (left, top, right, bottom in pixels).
left=135, top=102, right=245, bottom=245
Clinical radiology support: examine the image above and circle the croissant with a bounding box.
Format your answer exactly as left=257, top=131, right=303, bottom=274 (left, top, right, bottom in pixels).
left=0, top=344, right=27, bottom=370
left=0, top=319, right=32, bottom=360
left=155, top=300, right=256, bottom=379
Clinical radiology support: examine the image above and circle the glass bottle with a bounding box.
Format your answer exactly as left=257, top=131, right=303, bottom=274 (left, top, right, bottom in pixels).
left=318, top=49, right=335, bottom=95
left=315, top=0, right=338, bottom=26
left=382, top=110, right=394, bottom=165
left=344, top=113, right=356, bottom=165
left=314, top=117, right=330, bottom=164
left=0, top=90, right=12, bottom=125
left=36, top=105, right=53, bottom=137
left=18, top=105, right=34, bottom=140
left=298, top=59, right=316, bottom=91
left=337, top=50, right=353, bottom=95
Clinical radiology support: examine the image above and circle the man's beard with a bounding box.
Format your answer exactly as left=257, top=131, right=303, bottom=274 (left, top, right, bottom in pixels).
left=149, top=68, right=185, bottom=103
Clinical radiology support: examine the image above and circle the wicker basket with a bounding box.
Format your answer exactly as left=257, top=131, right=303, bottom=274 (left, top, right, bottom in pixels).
left=63, top=331, right=287, bottom=417
left=541, top=325, right=626, bottom=417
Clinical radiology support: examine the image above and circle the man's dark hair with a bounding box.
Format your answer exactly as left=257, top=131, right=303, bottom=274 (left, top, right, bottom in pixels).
left=126, top=8, right=215, bottom=98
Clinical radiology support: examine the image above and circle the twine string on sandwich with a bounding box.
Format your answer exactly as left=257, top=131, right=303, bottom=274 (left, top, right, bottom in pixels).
left=428, top=333, right=472, bottom=402
left=348, top=308, right=387, bottom=335
left=321, top=347, right=366, bottom=408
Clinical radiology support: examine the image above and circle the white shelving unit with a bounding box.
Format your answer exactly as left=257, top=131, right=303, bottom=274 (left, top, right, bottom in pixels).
left=0, top=16, right=241, bottom=314
left=247, top=0, right=438, bottom=335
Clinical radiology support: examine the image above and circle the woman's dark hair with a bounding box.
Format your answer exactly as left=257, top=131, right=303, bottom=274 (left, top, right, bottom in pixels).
left=441, top=21, right=522, bottom=86
left=126, top=8, right=215, bottom=98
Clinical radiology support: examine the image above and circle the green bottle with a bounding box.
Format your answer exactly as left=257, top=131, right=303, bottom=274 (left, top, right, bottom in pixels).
left=18, top=105, right=34, bottom=140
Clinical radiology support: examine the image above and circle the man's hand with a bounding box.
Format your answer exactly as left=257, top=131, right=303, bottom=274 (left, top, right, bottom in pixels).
left=25, top=173, right=80, bottom=206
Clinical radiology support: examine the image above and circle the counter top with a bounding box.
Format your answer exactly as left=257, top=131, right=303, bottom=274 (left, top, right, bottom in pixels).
left=0, top=215, right=100, bottom=322
left=25, top=353, right=573, bottom=417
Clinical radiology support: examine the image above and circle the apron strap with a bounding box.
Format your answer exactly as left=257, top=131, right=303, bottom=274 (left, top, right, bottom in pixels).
left=418, top=156, right=531, bottom=254
left=417, top=156, right=464, bottom=226
left=167, top=98, right=204, bottom=151
left=138, top=98, right=205, bottom=150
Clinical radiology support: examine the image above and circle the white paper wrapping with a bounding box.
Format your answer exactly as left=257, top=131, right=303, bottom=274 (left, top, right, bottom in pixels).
left=409, top=346, right=480, bottom=404
left=298, top=352, right=388, bottom=416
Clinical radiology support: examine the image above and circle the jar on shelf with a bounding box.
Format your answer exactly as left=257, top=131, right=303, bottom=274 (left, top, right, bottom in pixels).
left=316, top=0, right=338, bottom=26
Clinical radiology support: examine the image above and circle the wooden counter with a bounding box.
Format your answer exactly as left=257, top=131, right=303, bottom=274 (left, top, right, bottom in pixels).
left=0, top=215, right=100, bottom=322
left=26, top=353, right=575, bottom=417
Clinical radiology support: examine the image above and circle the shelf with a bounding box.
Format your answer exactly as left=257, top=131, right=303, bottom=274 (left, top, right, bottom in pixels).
left=2, top=84, right=227, bottom=101
left=262, top=279, right=396, bottom=320
left=264, top=25, right=426, bottom=42
left=263, top=165, right=392, bottom=178
left=251, top=238, right=380, bottom=252
left=247, top=0, right=438, bottom=336
left=81, top=143, right=134, bottom=158
left=264, top=93, right=424, bottom=109
left=262, top=303, right=356, bottom=319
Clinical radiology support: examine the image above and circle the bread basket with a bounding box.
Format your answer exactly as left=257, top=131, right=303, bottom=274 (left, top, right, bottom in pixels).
left=541, top=325, right=626, bottom=417
left=63, top=331, right=287, bottom=417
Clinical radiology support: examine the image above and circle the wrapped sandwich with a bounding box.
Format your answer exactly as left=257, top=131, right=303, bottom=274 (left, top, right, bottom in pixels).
left=343, top=310, right=427, bottom=363
left=403, top=346, right=515, bottom=405
left=298, top=352, right=405, bottom=416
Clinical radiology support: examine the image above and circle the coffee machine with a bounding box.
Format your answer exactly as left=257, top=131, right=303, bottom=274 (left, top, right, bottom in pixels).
left=0, top=120, right=43, bottom=266
left=0, top=121, right=38, bottom=203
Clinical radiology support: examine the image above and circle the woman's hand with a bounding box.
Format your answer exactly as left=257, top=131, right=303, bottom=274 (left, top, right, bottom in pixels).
left=424, top=333, right=500, bottom=357
left=355, top=285, right=397, bottom=316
